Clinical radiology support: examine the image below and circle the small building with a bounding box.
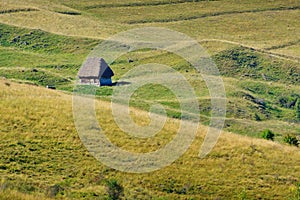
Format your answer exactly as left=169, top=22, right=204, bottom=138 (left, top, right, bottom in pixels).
left=78, top=57, right=114, bottom=86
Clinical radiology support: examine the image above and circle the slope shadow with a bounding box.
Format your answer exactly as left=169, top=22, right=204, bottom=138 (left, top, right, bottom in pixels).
left=112, top=81, right=131, bottom=86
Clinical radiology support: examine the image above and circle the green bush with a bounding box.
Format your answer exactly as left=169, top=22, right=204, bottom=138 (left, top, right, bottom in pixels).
left=261, top=129, right=275, bottom=141
left=105, top=179, right=123, bottom=200
left=283, top=134, right=299, bottom=147
left=254, top=113, right=261, bottom=121
left=296, top=99, right=300, bottom=120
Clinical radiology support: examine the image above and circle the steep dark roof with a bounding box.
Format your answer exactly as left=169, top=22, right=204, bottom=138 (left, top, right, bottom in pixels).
left=99, top=58, right=114, bottom=78
left=78, top=57, right=114, bottom=78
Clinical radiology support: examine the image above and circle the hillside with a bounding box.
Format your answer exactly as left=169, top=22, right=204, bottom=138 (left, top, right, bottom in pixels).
left=0, top=22, right=299, bottom=140
left=0, top=0, right=300, bottom=199
left=1, top=79, right=300, bottom=199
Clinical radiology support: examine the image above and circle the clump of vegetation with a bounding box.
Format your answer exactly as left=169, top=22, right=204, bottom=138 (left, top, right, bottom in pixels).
left=105, top=179, right=124, bottom=200
left=254, top=113, right=261, bottom=121
left=296, top=99, right=300, bottom=120
left=239, top=188, right=248, bottom=200
left=261, top=129, right=275, bottom=141
left=283, top=134, right=299, bottom=147
left=46, top=184, right=64, bottom=198
left=278, top=95, right=299, bottom=109
left=292, top=182, right=300, bottom=200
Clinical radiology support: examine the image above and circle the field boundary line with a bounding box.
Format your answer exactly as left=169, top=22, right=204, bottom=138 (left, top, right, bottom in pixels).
left=0, top=8, right=39, bottom=15
left=125, top=6, right=300, bottom=24
left=84, top=0, right=218, bottom=9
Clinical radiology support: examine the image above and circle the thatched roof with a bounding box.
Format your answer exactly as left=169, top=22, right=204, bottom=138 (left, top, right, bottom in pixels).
left=78, top=57, right=114, bottom=78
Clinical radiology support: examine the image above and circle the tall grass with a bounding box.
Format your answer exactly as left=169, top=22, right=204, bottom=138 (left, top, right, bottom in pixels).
left=1, top=80, right=300, bottom=199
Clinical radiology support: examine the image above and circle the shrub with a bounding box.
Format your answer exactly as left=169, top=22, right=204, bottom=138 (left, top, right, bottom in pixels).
left=261, top=129, right=275, bottom=141
left=296, top=99, right=300, bottom=120
left=283, top=134, right=299, bottom=147
left=105, top=179, right=123, bottom=200
left=46, top=184, right=64, bottom=198
left=254, top=113, right=261, bottom=121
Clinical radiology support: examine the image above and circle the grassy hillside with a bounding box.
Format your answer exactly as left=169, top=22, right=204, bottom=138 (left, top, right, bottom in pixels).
left=0, top=0, right=299, bottom=51
left=0, top=0, right=300, bottom=199
left=1, top=79, right=300, bottom=199
left=0, top=23, right=299, bottom=140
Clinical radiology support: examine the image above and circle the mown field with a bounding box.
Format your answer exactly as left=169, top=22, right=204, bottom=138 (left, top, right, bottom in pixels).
left=0, top=0, right=300, bottom=199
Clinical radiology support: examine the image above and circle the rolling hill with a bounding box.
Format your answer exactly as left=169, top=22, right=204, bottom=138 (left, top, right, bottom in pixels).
left=0, top=0, right=300, bottom=199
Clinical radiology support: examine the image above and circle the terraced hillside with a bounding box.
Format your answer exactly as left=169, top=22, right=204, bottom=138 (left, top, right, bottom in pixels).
left=0, top=0, right=300, bottom=199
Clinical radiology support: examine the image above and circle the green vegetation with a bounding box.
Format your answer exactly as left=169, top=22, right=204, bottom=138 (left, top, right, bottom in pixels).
left=213, top=47, right=300, bottom=84
left=0, top=13, right=299, bottom=140
left=261, top=129, right=275, bottom=141
left=283, top=134, right=299, bottom=147
left=292, top=182, right=300, bottom=200
left=296, top=99, right=300, bottom=120
left=0, top=23, right=97, bottom=89
left=105, top=179, right=124, bottom=200
left=0, top=0, right=300, bottom=199
left=0, top=23, right=97, bottom=54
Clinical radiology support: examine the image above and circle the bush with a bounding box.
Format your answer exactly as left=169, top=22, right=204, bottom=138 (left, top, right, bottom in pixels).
left=283, top=134, right=299, bottom=147
left=296, top=99, right=300, bottom=120
left=261, top=129, right=275, bottom=141
left=254, top=113, right=261, bottom=121
left=105, top=179, right=123, bottom=200
left=46, top=184, right=64, bottom=198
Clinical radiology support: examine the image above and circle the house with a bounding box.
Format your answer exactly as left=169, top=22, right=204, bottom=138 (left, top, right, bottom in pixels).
left=78, top=57, right=114, bottom=86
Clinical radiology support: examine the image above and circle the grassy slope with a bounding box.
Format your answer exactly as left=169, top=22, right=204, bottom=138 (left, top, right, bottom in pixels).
left=0, top=79, right=300, bottom=199
left=1, top=0, right=300, bottom=49
left=0, top=0, right=300, bottom=198
left=0, top=19, right=299, bottom=141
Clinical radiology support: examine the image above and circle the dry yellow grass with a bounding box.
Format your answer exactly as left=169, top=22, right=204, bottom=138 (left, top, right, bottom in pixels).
left=0, top=10, right=123, bottom=39
left=1, top=79, right=300, bottom=199
left=0, top=0, right=299, bottom=57
left=0, top=190, right=52, bottom=200
left=271, top=44, right=300, bottom=59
